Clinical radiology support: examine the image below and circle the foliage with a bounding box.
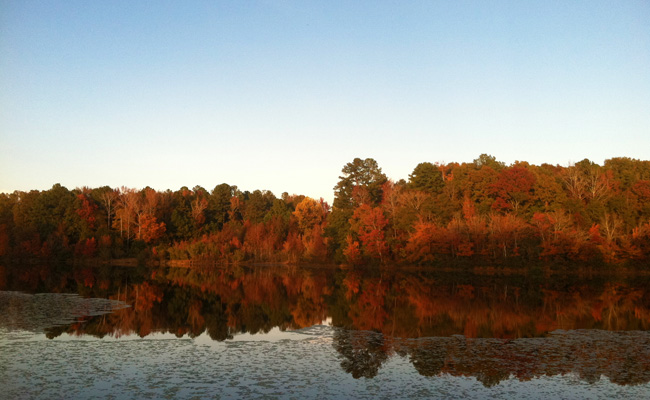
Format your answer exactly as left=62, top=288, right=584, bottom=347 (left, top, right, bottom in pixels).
left=1, top=156, right=650, bottom=266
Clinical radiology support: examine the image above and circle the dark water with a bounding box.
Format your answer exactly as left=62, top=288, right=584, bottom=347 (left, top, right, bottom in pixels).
left=1, top=263, right=649, bottom=399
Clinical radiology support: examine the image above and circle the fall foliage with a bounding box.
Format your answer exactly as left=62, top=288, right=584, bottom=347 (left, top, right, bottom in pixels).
left=1, top=155, right=650, bottom=267
left=3, top=263, right=650, bottom=386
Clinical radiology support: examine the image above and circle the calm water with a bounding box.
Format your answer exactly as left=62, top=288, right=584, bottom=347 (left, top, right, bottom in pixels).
left=1, top=263, right=649, bottom=399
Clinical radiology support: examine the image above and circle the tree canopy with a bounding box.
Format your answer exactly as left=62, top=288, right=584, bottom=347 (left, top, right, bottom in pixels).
left=2, top=155, right=650, bottom=267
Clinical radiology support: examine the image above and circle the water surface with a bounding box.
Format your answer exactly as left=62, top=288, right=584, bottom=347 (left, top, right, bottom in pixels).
left=1, top=263, right=649, bottom=399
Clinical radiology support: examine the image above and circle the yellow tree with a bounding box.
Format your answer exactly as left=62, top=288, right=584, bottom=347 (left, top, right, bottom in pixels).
left=113, top=187, right=140, bottom=242
left=293, top=197, right=325, bottom=237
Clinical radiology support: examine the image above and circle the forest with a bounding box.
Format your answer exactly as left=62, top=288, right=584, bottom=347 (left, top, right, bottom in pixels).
left=1, top=155, right=650, bottom=268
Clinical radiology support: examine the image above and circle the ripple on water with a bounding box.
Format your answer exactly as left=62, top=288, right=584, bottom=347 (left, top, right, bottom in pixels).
left=1, top=294, right=650, bottom=399
left=0, top=291, right=129, bottom=334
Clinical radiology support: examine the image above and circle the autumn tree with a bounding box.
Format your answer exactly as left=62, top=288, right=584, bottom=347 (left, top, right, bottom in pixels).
left=293, top=197, right=325, bottom=237
left=487, top=213, right=527, bottom=259
left=98, top=186, right=119, bottom=231
left=530, top=164, right=566, bottom=213
left=3, top=155, right=650, bottom=266
left=631, top=180, right=650, bottom=220
left=604, top=157, right=650, bottom=191
left=75, top=190, right=98, bottom=232
left=451, top=162, right=499, bottom=215
left=489, top=165, right=537, bottom=215
left=349, top=205, right=389, bottom=263
left=328, top=158, right=387, bottom=262
left=404, top=220, right=448, bottom=264
left=137, top=211, right=166, bottom=244
left=113, top=187, right=140, bottom=243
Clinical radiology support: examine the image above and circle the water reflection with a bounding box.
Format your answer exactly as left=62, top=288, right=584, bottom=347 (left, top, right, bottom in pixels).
left=334, top=329, right=389, bottom=379
left=404, top=330, right=650, bottom=387
left=1, top=263, right=650, bottom=387
left=0, top=291, right=128, bottom=334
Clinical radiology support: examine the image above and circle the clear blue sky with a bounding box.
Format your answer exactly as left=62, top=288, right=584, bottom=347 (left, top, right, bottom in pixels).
left=1, top=1, right=649, bottom=203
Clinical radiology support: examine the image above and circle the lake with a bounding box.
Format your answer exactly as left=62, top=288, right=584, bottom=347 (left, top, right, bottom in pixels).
left=1, top=263, right=649, bottom=399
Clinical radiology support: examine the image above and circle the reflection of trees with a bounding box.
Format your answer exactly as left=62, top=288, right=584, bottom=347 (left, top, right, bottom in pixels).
left=330, top=328, right=650, bottom=386
left=204, top=300, right=231, bottom=341
left=333, top=329, right=388, bottom=379
left=607, top=338, right=650, bottom=386
left=400, top=332, right=650, bottom=387
left=3, top=264, right=650, bottom=387
left=409, top=340, right=446, bottom=377
left=4, top=266, right=650, bottom=338
left=5, top=265, right=650, bottom=343
left=442, top=338, right=514, bottom=387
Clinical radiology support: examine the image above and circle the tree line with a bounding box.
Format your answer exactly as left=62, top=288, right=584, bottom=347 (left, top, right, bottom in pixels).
left=1, top=155, right=650, bottom=267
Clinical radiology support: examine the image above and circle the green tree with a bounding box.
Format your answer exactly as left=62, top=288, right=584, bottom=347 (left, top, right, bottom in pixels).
left=243, top=190, right=275, bottom=223
left=333, top=158, right=387, bottom=209
left=473, top=154, right=505, bottom=171
left=604, top=157, right=650, bottom=191
left=170, top=187, right=194, bottom=240
left=209, top=183, right=235, bottom=230
left=408, top=162, right=444, bottom=193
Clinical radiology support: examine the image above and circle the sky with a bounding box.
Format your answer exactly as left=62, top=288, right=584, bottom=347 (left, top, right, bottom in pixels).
left=1, top=1, right=649, bottom=203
